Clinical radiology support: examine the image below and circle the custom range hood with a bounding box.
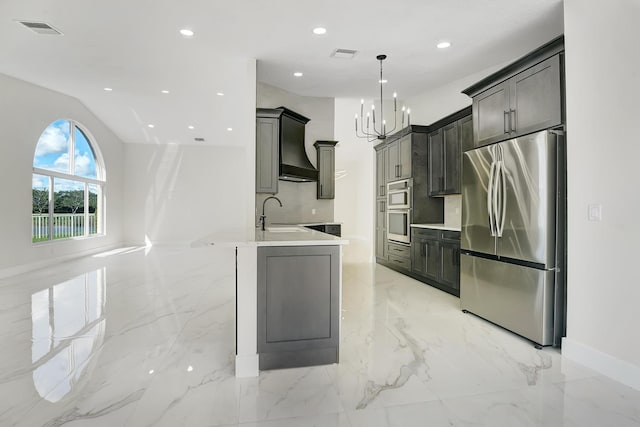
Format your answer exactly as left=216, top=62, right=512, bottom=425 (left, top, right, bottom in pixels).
left=276, top=107, right=319, bottom=182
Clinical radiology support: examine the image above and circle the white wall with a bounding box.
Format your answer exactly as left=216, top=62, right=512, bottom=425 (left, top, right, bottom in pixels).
left=0, top=73, right=125, bottom=277
left=124, top=60, right=257, bottom=245
left=334, top=98, right=376, bottom=263
left=256, top=82, right=335, bottom=225
left=562, top=0, right=640, bottom=389
left=123, top=144, right=252, bottom=245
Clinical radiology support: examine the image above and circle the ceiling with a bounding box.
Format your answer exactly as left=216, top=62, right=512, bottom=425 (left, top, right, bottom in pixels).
left=0, top=0, right=564, bottom=146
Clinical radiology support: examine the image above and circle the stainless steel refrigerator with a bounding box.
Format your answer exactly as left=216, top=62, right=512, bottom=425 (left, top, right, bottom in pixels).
left=460, top=130, right=565, bottom=347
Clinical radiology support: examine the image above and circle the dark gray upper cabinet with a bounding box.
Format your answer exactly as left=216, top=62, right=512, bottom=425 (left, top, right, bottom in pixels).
left=256, top=109, right=283, bottom=194
left=463, top=36, right=564, bottom=149
left=459, top=114, right=474, bottom=153
left=314, top=141, right=338, bottom=199
left=386, top=134, right=412, bottom=181
left=375, top=146, right=387, bottom=198
left=428, top=108, right=470, bottom=196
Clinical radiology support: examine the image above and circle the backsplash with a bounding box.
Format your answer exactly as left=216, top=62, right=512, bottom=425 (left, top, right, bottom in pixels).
left=256, top=181, right=334, bottom=226
left=444, top=195, right=462, bottom=229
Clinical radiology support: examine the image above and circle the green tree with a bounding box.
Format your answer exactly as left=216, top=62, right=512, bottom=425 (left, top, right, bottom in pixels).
left=32, top=189, right=49, bottom=214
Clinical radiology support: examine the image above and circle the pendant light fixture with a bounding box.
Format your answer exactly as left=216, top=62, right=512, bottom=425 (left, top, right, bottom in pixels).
left=355, top=54, right=410, bottom=142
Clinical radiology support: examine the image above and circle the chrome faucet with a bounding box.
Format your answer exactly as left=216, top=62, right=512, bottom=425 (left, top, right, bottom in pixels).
left=260, top=196, right=283, bottom=231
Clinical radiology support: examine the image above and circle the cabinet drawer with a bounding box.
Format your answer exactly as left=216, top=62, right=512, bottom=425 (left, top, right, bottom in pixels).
left=412, top=228, right=439, bottom=239
left=388, top=254, right=411, bottom=270
left=441, top=230, right=461, bottom=242
left=387, top=243, right=410, bottom=258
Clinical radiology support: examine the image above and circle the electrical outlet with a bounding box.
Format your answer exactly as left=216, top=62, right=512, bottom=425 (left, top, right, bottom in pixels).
left=588, top=204, right=602, bottom=221
left=312, top=209, right=316, bottom=215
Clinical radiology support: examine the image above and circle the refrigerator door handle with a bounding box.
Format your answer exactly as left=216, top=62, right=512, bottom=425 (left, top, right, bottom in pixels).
left=498, top=160, right=507, bottom=237
left=487, top=160, right=497, bottom=236
left=492, top=161, right=501, bottom=238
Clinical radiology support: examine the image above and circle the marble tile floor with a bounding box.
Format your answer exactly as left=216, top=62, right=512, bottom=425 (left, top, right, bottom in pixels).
left=0, top=246, right=639, bottom=426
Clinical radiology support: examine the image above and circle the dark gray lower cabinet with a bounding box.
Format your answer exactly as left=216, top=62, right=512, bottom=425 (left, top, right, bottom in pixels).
left=257, top=245, right=339, bottom=370
left=411, top=228, right=460, bottom=296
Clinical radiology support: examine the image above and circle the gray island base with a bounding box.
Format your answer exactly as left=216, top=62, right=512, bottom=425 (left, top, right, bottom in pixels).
left=258, top=245, right=340, bottom=370
left=194, top=226, right=348, bottom=377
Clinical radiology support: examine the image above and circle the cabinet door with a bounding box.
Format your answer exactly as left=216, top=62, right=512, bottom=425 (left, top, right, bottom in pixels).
left=375, top=200, right=387, bottom=260
left=375, top=148, right=386, bottom=197
left=376, top=228, right=387, bottom=260
left=386, top=142, right=400, bottom=181
left=459, top=114, right=473, bottom=153
left=442, top=122, right=460, bottom=194
left=511, top=55, right=562, bottom=137
left=317, top=147, right=334, bottom=199
left=257, top=245, right=340, bottom=369
left=411, top=236, right=427, bottom=277
left=440, top=241, right=460, bottom=291
left=398, top=135, right=412, bottom=179
left=428, top=129, right=443, bottom=196
left=256, top=117, right=279, bottom=194
left=473, top=80, right=510, bottom=148
left=424, top=238, right=440, bottom=282
left=376, top=200, right=386, bottom=229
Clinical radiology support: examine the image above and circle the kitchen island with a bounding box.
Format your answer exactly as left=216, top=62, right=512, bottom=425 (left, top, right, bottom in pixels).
left=193, top=226, right=348, bottom=377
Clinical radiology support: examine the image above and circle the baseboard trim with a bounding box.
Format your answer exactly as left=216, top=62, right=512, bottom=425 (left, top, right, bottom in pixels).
left=562, top=337, right=640, bottom=391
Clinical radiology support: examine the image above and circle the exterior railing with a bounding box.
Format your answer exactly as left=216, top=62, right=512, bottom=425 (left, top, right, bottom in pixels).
left=32, top=213, right=97, bottom=241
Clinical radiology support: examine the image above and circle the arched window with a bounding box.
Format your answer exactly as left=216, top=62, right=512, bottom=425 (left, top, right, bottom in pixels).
left=32, top=119, right=105, bottom=242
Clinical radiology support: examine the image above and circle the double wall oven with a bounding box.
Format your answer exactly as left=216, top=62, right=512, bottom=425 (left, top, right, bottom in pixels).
left=386, top=179, right=412, bottom=244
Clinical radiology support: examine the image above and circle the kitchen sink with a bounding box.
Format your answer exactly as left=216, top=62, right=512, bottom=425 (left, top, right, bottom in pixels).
left=266, top=226, right=307, bottom=233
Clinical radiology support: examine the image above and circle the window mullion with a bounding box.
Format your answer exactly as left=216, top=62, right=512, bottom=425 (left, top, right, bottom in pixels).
left=48, top=176, right=54, bottom=241
left=69, top=122, right=75, bottom=175
left=84, top=183, right=89, bottom=237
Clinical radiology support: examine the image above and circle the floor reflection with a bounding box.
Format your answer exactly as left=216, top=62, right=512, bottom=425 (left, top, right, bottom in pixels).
left=31, top=268, right=106, bottom=402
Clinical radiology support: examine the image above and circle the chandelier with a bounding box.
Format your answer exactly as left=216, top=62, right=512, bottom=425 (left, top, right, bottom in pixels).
left=355, top=54, right=410, bottom=142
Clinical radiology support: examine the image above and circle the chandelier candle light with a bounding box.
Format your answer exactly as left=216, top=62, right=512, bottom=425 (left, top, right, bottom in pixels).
left=355, top=54, right=410, bottom=142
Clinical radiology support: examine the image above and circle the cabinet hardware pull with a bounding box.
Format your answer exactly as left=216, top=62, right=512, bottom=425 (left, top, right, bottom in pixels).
left=504, top=111, right=509, bottom=134
left=510, top=109, right=516, bottom=133
left=399, top=165, right=402, bottom=177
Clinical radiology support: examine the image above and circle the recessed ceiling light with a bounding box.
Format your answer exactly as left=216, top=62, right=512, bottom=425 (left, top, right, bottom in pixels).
left=379, top=79, right=388, bottom=84
left=188, top=125, right=194, bottom=130
left=216, top=92, right=224, bottom=96
left=313, top=27, right=327, bottom=35
left=293, top=72, right=303, bottom=77
left=148, top=124, right=155, bottom=128
left=227, top=127, right=233, bottom=131
left=103, top=87, right=113, bottom=91
left=180, top=28, right=194, bottom=37
left=437, top=41, right=451, bottom=49
left=161, top=90, right=170, bottom=94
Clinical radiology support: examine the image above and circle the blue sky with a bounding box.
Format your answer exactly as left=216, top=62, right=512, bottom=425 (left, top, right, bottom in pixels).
left=33, top=120, right=98, bottom=190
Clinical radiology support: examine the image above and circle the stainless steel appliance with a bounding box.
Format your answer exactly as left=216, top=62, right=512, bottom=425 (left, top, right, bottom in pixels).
left=387, top=179, right=412, bottom=244
left=387, top=179, right=411, bottom=209
left=387, top=208, right=411, bottom=244
left=460, top=130, right=565, bottom=347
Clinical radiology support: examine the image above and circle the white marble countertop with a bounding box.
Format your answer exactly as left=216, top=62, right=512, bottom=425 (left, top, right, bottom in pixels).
left=192, top=226, right=348, bottom=248
left=410, top=223, right=461, bottom=231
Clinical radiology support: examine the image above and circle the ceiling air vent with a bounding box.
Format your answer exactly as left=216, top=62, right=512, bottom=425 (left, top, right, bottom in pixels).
left=194, top=137, right=205, bottom=142
left=331, top=48, right=358, bottom=59
left=16, top=20, right=63, bottom=35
